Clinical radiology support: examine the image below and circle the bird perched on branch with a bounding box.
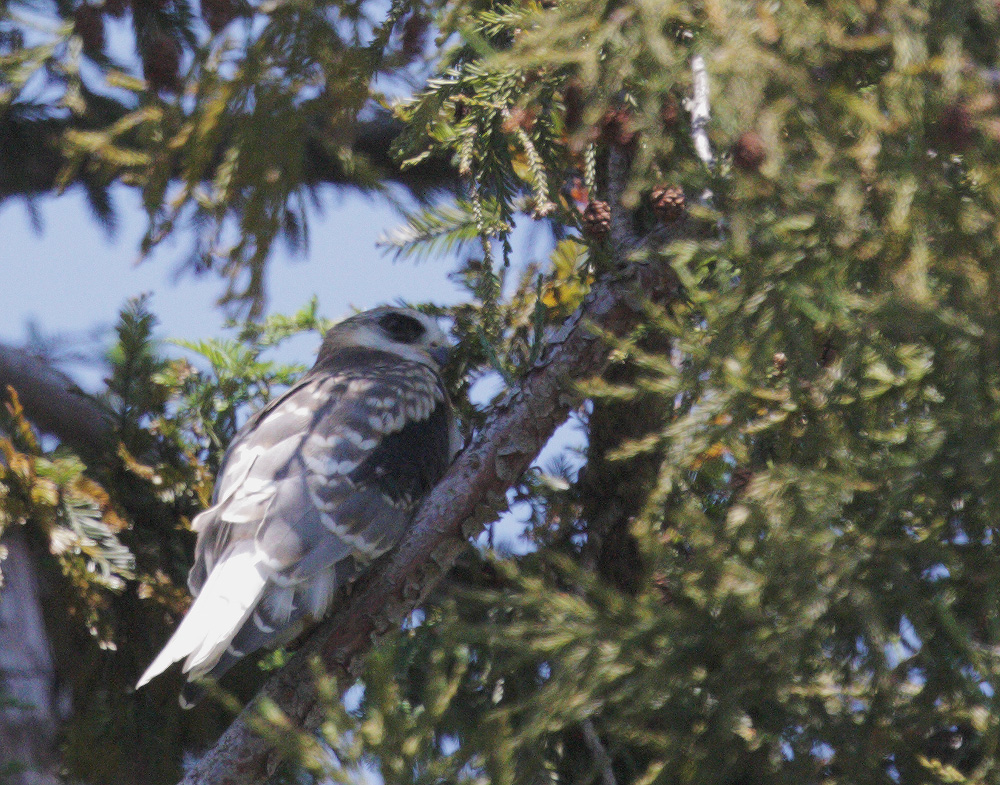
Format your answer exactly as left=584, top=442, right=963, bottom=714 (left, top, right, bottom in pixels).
left=136, top=306, right=460, bottom=706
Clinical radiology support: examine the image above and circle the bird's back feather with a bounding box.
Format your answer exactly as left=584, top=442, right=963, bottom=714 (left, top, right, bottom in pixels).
left=136, top=312, right=458, bottom=704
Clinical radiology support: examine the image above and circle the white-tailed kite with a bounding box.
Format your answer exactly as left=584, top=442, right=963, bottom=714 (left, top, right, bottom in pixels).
left=136, top=306, right=459, bottom=706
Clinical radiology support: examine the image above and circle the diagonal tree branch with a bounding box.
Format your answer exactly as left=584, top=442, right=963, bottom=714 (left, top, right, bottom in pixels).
left=177, top=214, right=681, bottom=785
left=0, top=343, right=115, bottom=457
left=178, top=53, right=715, bottom=780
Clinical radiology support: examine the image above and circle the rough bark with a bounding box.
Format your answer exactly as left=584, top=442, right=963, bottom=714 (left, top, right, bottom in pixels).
left=0, top=528, right=64, bottom=785
left=177, top=246, right=681, bottom=785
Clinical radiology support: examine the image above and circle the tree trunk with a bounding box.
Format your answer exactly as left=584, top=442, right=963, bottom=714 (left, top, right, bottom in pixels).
left=0, top=527, right=64, bottom=785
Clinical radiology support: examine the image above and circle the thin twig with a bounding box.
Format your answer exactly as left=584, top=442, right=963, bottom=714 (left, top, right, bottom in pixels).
left=582, top=718, right=618, bottom=785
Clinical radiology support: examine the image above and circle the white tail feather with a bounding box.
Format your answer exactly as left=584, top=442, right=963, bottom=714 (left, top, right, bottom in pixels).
left=136, top=547, right=269, bottom=689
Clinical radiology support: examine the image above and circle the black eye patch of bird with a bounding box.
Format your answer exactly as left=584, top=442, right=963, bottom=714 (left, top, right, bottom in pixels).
left=136, top=305, right=461, bottom=707
left=378, top=311, right=426, bottom=343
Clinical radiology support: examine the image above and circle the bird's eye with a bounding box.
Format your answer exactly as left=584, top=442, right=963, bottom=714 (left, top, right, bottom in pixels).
left=378, top=312, right=426, bottom=343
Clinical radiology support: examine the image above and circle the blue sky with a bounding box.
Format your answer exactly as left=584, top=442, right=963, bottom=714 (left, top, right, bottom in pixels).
left=0, top=185, right=463, bottom=369
left=0, top=183, right=581, bottom=549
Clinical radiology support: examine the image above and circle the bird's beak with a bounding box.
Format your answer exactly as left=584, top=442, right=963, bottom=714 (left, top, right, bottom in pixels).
left=430, top=345, right=451, bottom=368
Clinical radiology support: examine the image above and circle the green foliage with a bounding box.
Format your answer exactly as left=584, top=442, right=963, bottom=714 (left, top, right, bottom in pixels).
left=379, top=197, right=510, bottom=263
left=164, top=297, right=329, bottom=468
left=240, top=1, right=1000, bottom=783
left=0, top=390, right=134, bottom=641
left=10, top=0, right=1000, bottom=783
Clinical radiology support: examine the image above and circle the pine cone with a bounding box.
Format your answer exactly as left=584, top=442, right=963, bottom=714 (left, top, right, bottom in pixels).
left=937, top=103, right=973, bottom=151
left=74, top=4, right=105, bottom=55
left=733, top=131, right=766, bottom=171
left=582, top=200, right=611, bottom=240
left=103, top=0, right=129, bottom=16
left=600, top=106, right=636, bottom=147
left=650, top=185, right=685, bottom=223
left=143, top=34, right=181, bottom=93
left=660, top=95, right=679, bottom=130
left=400, top=13, right=429, bottom=60
left=201, top=0, right=238, bottom=33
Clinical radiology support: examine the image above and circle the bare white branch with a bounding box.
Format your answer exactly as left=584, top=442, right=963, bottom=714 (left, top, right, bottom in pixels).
left=689, top=54, right=714, bottom=170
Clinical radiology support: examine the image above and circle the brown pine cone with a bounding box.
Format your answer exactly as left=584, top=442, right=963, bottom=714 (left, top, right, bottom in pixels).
left=733, top=131, right=766, bottom=171
left=582, top=200, right=611, bottom=240
left=650, top=185, right=685, bottom=223
left=201, top=0, right=238, bottom=33
left=74, top=4, right=105, bottom=55
left=400, top=13, right=429, bottom=60
left=600, top=106, right=636, bottom=147
left=936, top=103, right=973, bottom=151
left=660, top=95, right=679, bottom=130
left=143, top=34, right=181, bottom=93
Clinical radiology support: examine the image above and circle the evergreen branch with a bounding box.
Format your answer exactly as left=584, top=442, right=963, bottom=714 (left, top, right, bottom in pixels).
left=176, top=217, right=682, bottom=785
left=0, top=343, right=115, bottom=458
left=377, top=199, right=505, bottom=262
left=0, top=107, right=457, bottom=202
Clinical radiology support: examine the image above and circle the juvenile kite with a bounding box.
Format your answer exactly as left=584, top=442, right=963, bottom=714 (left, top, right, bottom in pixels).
left=136, top=306, right=459, bottom=706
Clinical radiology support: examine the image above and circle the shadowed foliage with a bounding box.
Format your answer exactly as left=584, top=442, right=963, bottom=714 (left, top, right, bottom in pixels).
left=4, top=0, right=1000, bottom=783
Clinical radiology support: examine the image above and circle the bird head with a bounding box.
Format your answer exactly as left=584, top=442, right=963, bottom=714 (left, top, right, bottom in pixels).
left=320, top=306, right=451, bottom=370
